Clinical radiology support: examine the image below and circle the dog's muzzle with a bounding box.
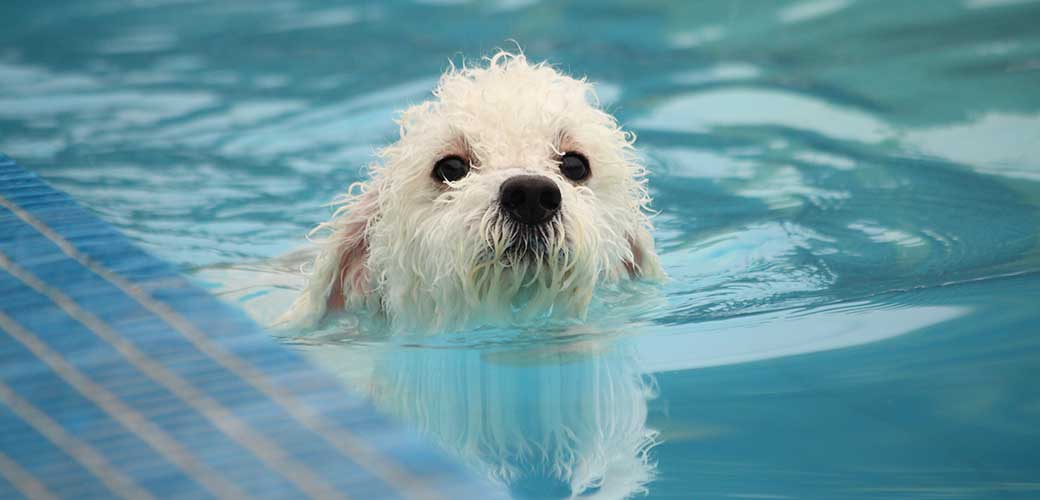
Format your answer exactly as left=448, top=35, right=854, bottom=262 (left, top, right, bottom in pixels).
left=499, top=175, right=561, bottom=226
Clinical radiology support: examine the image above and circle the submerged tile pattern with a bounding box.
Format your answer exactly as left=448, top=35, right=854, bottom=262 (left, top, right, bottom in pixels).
left=0, top=154, right=501, bottom=499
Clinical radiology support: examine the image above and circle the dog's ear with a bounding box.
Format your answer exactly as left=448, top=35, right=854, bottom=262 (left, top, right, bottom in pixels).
left=277, top=183, right=381, bottom=328
left=623, top=225, right=665, bottom=281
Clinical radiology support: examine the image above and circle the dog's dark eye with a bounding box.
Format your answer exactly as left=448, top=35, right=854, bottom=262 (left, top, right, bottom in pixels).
left=559, top=152, right=590, bottom=181
left=433, top=155, right=469, bottom=182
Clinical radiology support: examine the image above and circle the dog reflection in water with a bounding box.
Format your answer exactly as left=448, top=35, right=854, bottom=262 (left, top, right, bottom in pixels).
left=368, top=336, right=657, bottom=499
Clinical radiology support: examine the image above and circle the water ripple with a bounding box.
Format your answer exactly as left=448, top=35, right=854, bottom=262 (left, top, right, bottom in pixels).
left=3, top=2, right=1040, bottom=497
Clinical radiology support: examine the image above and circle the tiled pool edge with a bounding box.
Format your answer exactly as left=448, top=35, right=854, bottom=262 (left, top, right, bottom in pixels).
left=0, top=153, right=503, bottom=499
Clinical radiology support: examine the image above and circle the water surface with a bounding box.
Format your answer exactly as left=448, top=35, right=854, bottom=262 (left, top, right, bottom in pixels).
left=2, top=1, right=1040, bottom=498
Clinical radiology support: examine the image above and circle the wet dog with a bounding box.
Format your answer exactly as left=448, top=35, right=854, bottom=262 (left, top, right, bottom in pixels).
left=280, top=50, right=663, bottom=331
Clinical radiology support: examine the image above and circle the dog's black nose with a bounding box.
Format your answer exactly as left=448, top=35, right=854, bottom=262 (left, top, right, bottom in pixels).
left=499, top=175, right=561, bottom=225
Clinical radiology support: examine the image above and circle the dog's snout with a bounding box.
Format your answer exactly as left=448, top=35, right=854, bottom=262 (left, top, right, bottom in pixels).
left=499, top=175, right=561, bottom=225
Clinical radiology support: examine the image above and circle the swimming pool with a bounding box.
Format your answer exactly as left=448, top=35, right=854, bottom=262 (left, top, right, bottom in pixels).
left=2, top=0, right=1039, bottom=498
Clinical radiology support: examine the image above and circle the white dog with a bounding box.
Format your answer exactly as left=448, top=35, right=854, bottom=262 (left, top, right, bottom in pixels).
left=281, top=50, right=663, bottom=331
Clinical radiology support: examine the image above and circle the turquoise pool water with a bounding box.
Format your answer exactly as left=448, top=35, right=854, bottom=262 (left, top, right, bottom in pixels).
left=3, top=1, right=1039, bottom=498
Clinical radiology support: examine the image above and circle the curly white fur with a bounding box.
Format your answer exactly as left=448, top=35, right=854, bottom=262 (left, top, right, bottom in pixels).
left=280, top=50, right=663, bottom=331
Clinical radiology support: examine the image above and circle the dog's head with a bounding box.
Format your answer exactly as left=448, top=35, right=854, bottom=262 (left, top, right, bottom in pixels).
left=284, top=51, right=663, bottom=331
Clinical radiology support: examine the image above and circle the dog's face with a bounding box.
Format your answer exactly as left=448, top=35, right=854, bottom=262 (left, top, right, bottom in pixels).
left=282, top=52, right=662, bottom=331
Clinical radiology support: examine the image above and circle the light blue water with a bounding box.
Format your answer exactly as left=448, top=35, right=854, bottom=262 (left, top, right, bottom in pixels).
left=3, top=1, right=1040, bottom=498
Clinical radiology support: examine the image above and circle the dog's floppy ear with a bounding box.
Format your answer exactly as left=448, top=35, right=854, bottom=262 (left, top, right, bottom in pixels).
left=624, top=225, right=665, bottom=281
left=277, top=182, right=381, bottom=328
